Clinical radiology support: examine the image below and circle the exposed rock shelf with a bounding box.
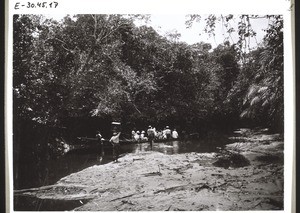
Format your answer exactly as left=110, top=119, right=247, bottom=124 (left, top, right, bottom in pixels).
left=14, top=129, right=284, bottom=211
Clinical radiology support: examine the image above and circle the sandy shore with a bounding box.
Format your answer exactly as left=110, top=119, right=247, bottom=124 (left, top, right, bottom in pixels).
left=15, top=129, right=283, bottom=211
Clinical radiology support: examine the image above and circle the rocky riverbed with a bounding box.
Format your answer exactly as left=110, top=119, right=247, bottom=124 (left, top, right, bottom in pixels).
left=14, top=128, right=284, bottom=211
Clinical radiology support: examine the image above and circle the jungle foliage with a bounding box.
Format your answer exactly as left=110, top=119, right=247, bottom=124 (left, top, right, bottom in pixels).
left=13, top=14, right=284, bottom=135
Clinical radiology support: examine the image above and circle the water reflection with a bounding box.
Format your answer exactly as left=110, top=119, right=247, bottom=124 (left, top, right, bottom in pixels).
left=134, top=143, right=148, bottom=153
left=14, top=136, right=230, bottom=191
left=172, top=141, right=179, bottom=153
left=130, top=140, right=197, bottom=155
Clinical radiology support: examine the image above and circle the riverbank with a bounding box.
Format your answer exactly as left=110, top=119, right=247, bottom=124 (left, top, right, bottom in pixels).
left=14, top=128, right=283, bottom=211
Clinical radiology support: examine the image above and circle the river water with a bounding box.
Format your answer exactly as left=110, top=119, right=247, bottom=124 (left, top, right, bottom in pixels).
left=14, top=135, right=230, bottom=191
left=14, top=135, right=231, bottom=210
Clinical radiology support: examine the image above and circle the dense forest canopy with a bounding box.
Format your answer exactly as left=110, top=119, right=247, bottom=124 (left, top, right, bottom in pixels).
left=13, top=14, right=284, bottom=137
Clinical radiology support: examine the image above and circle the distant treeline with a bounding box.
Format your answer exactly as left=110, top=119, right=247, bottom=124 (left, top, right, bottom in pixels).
left=13, top=14, right=283, bottom=139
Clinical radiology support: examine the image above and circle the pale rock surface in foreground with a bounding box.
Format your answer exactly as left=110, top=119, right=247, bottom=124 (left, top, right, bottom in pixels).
left=16, top=129, right=284, bottom=211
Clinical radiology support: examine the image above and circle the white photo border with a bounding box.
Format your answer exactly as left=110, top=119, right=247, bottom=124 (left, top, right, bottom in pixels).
left=6, top=0, right=295, bottom=213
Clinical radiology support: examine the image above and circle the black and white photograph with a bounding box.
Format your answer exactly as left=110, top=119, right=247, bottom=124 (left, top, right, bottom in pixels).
left=7, top=0, right=294, bottom=212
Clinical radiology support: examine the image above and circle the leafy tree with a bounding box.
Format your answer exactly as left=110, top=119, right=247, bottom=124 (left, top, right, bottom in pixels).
left=13, top=15, right=36, bottom=120
left=240, top=16, right=283, bottom=131
left=13, top=14, right=284, bottom=134
left=186, top=14, right=284, bottom=131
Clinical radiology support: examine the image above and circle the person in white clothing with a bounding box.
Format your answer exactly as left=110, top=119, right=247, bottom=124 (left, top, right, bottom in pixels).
left=164, top=126, right=171, bottom=139
left=134, top=131, right=140, bottom=141
left=172, top=129, right=179, bottom=139
left=109, top=131, right=121, bottom=162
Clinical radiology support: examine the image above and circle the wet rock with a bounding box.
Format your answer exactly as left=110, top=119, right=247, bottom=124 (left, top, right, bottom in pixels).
left=213, top=153, right=250, bottom=168
left=212, top=158, right=231, bottom=169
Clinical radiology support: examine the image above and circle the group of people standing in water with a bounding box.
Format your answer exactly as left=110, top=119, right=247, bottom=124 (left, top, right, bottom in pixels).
left=131, top=125, right=179, bottom=142
left=95, top=125, right=179, bottom=163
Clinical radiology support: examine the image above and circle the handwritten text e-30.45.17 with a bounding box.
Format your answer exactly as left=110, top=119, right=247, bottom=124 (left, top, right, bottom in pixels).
left=14, top=2, right=58, bottom=9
